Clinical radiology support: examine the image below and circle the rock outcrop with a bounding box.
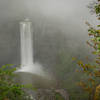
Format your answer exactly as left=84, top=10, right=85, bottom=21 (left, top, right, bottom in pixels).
left=34, top=89, right=69, bottom=100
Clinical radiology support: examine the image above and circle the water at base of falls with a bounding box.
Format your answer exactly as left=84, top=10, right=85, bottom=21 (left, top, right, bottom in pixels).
left=16, top=63, right=46, bottom=77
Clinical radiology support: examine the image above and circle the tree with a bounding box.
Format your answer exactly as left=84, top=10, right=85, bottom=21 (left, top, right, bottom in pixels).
left=73, top=0, right=100, bottom=100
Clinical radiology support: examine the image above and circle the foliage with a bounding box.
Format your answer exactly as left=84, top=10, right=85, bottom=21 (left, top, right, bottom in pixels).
left=94, top=84, right=100, bottom=100
left=0, top=64, right=33, bottom=100
left=55, top=93, right=64, bottom=100
left=74, top=0, right=100, bottom=100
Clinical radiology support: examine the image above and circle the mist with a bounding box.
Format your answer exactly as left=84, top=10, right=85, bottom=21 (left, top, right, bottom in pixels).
left=0, top=0, right=97, bottom=99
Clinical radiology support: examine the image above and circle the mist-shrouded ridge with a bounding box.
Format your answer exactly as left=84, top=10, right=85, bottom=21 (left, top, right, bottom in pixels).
left=16, top=18, right=48, bottom=78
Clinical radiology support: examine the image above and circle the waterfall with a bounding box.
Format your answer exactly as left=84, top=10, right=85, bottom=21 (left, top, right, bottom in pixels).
left=15, top=18, right=54, bottom=87
left=20, top=18, right=33, bottom=67
left=16, top=18, right=45, bottom=76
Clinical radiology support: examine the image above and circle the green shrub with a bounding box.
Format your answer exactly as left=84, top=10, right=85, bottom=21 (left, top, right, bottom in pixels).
left=0, top=64, right=33, bottom=100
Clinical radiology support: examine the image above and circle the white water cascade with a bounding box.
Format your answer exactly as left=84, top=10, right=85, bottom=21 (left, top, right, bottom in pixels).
left=16, top=19, right=45, bottom=76
left=20, top=19, right=33, bottom=68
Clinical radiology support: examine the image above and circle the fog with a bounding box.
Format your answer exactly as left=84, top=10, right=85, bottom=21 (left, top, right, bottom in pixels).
left=0, top=0, right=97, bottom=89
